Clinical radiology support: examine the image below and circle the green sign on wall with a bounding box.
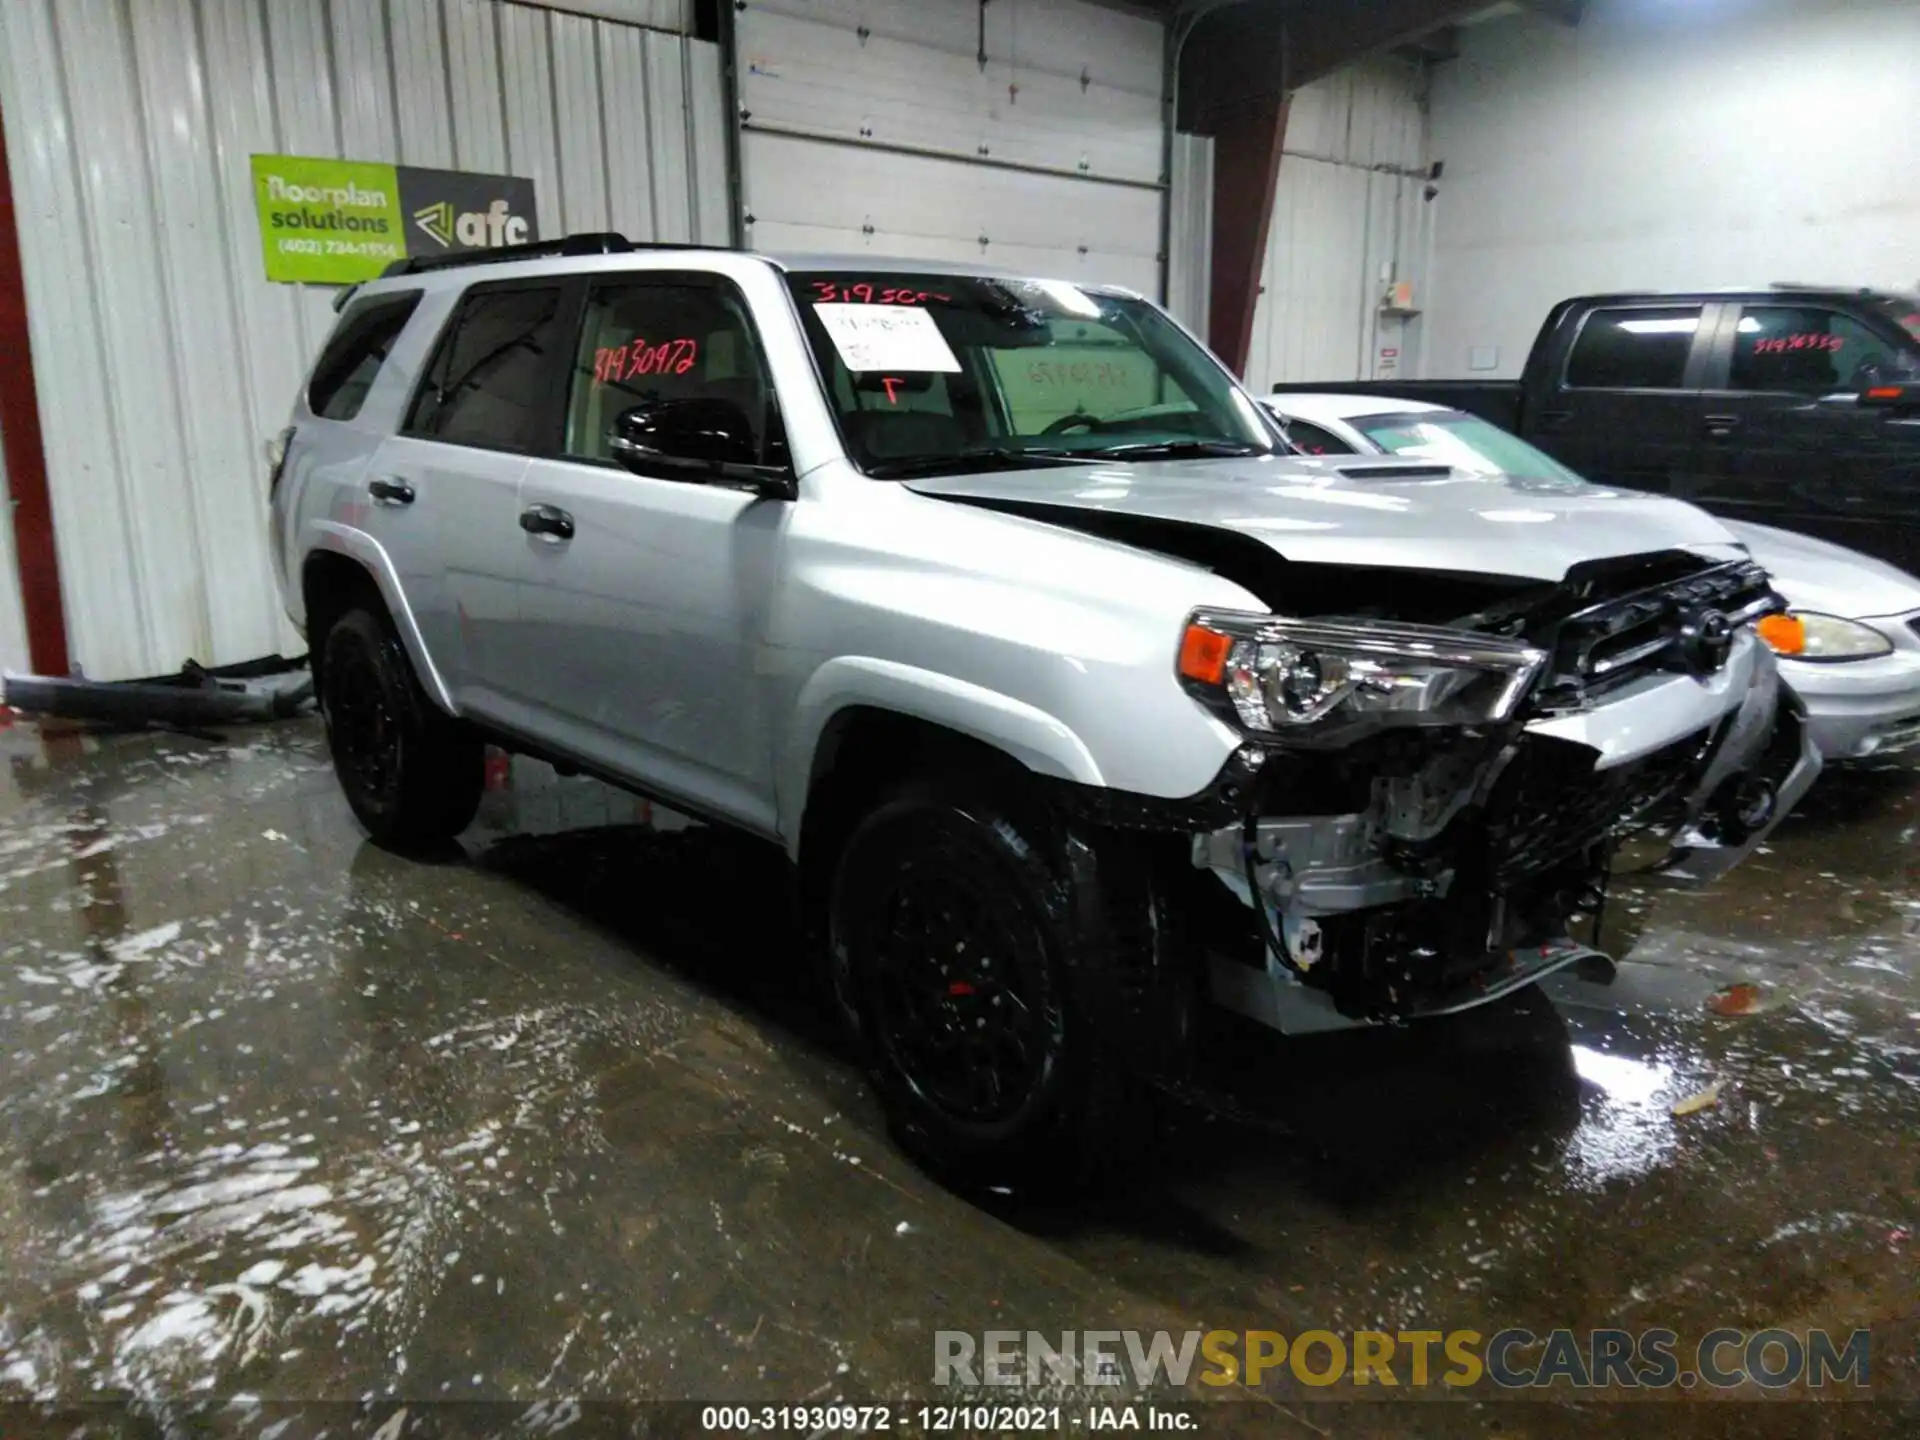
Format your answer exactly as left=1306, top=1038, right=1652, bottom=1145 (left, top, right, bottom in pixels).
left=251, top=154, right=538, bottom=285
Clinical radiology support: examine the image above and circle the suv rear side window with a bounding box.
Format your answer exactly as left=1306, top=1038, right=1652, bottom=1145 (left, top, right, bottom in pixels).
left=1565, top=307, right=1702, bottom=389
left=564, top=279, right=777, bottom=464
left=307, top=290, right=421, bottom=420
left=1729, top=306, right=1908, bottom=393
left=406, top=285, right=566, bottom=451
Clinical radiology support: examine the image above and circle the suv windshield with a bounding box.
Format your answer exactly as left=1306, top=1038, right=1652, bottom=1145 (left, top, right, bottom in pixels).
left=783, top=270, right=1277, bottom=476
left=1353, top=410, right=1587, bottom=485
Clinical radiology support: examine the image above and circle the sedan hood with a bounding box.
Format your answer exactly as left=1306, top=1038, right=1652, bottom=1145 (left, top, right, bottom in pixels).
left=1723, top=520, right=1920, bottom=619
left=906, top=454, right=1743, bottom=583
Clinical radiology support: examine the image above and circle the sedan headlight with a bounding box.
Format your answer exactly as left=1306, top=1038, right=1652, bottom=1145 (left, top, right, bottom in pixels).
left=1178, top=610, right=1547, bottom=744
left=1756, top=612, right=1894, bottom=662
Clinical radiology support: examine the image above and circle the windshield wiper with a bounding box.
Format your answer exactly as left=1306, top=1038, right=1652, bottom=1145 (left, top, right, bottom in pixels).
left=1083, top=439, right=1268, bottom=461
left=864, top=446, right=1098, bottom=480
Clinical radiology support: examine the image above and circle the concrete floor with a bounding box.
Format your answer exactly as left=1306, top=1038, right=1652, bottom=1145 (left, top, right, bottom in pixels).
left=0, top=714, right=1916, bottom=1436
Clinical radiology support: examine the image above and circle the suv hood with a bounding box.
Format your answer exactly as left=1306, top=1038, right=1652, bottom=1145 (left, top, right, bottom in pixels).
left=905, top=454, right=1742, bottom=583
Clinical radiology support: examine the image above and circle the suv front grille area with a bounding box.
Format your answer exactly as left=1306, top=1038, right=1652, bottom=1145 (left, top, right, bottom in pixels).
left=1480, top=731, right=1710, bottom=888
left=1528, top=557, right=1779, bottom=708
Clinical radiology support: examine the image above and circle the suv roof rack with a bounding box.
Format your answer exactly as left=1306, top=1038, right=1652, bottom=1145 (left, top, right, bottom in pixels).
left=378, top=231, right=730, bottom=279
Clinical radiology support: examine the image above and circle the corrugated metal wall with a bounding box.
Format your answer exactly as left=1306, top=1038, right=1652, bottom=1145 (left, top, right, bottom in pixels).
left=1166, top=132, right=1214, bottom=341
left=0, top=0, right=726, bottom=681
left=1245, top=59, right=1431, bottom=392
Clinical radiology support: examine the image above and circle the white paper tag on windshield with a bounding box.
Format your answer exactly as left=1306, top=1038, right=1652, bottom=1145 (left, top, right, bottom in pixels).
left=813, top=303, right=961, bottom=373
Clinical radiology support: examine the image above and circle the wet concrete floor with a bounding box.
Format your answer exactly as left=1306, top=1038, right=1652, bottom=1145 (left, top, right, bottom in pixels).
left=0, top=715, right=1915, bottom=1436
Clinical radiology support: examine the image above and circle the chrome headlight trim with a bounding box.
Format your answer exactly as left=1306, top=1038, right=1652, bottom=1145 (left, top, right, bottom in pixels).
left=1179, top=609, right=1548, bottom=744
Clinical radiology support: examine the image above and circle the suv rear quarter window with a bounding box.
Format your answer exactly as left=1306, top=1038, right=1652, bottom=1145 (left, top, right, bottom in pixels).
left=1565, top=306, right=1703, bottom=390
left=307, top=290, right=422, bottom=420
left=405, top=284, right=567, bottom=451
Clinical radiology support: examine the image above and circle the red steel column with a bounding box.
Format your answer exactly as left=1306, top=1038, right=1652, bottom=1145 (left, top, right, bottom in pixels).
left=1206, top=88, right=1289, bottom=380
left=0, top=91, right=70, bottom=677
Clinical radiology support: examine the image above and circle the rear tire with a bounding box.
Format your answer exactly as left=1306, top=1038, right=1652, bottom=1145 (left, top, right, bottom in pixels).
left=829, top=774, right=1134, bottom=1190
left=320, top=607, right=482, bottom=849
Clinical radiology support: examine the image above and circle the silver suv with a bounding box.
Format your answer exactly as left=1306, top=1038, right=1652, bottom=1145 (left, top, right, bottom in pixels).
left=272, top=235, right=1817, bottom=1184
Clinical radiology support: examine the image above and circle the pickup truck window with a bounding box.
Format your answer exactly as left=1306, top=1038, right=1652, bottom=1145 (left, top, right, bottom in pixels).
left=405, top=285, right=566, bottom=452
left=1872, top=297, right=1920, bottom=344
left=565, top=279, right=776, bottom=464
left=1730, top=306, right=1914, bottom=394
left=1564, top=306, right=1702, bottom=390
left=783, top=271, right=1274, bottom=476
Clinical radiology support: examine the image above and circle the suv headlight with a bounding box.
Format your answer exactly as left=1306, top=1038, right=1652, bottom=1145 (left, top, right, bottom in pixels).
left=1178, top=610, right=1547, bottom=744
left=1756, top=612, right=1894, bottom=662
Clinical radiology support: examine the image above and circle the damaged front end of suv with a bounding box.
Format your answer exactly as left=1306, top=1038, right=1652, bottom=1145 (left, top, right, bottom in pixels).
left=1110, top=553, right=1817, bottom=1039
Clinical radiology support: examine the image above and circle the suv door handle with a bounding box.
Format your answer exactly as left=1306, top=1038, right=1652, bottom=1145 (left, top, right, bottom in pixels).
left=368, top=476, right=415, bottom=505
left=519, top=503, right=575, bottom=541
left=1703, top=414, right=1741, bottom=441
left=1535, top=410, right=1573, bottom=432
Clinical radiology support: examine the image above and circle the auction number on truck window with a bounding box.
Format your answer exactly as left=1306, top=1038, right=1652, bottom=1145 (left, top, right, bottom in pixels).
left=1751, top=333, right=1844, bottom=355
left=593, top=337, right=699, bottom=383
left=810, top=280, right=952, bottom=305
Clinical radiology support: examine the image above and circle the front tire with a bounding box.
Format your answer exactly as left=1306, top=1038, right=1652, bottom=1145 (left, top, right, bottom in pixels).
left=320, top=607, right=482, bottom=848
left=829, top=775, right=1131, bottom=1189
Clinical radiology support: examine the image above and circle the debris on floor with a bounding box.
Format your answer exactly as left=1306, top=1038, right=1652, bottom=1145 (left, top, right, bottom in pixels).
left=1670, top=1079, right=1724, bottom=1117
left=2, top=654, right=312, bottom=728
left=1706, top=982, right=1788, bottom=1017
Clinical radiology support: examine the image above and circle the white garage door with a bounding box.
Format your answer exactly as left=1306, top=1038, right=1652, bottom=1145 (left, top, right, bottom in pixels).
left=736, top=0, right=1166, bottom=294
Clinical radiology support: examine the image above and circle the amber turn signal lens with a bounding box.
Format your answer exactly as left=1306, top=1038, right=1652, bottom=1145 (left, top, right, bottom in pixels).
left=1179, top=624, right=1233, bottom=684
left=1756, top=613, right=1806, bottom=656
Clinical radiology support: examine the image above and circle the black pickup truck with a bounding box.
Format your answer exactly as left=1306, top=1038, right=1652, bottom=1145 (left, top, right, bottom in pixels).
left=1274, top=287, right=1920, bottom=572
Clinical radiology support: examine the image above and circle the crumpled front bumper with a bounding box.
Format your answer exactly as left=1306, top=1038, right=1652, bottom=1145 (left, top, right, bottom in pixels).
left=1660, top=674, right=1818, bottom=884
left=1526, top=632, right=1818, bottom=886
left=1199, top=631, right=1816, bottom=1036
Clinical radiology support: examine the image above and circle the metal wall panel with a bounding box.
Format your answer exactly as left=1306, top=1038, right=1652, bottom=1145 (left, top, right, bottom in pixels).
left=1246, top=60, right=1430, bottom=393
left=1166, top=132, right=1213, bottom=341
left=0, top=0, right=725, bottom=680
left=743, top=131, right=1162, bottom=296
left=0, top=423, right=25, bottom=676
left=737, top=0, right=1166, bottom=291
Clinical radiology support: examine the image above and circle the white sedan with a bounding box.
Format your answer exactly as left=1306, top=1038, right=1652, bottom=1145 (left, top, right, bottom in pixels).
left=1262, top=393, right=1920, bottom=762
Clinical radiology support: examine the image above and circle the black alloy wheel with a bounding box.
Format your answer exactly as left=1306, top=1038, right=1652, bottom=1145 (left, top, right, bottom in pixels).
left=830, top=776, right=1131, bottom=1188
left=320, top=606, right=483, bottom=848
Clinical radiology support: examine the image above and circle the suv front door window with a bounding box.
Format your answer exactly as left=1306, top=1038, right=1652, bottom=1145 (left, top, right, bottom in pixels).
left=515, top=276, right=787, bottom=826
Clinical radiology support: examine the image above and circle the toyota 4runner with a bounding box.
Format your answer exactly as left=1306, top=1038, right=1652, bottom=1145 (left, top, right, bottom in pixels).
left=271, top=234, right=1817, bottom=1184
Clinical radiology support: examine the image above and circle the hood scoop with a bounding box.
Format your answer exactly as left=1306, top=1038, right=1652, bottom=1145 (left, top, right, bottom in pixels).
left=1335, top=462, right=1452, bottom=480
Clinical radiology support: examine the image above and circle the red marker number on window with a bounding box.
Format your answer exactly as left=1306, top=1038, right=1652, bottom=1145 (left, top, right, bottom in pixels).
left=593, top=337, right=700, bottom=383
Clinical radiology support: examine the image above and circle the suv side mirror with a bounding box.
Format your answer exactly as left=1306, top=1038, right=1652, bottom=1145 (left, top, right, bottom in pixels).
left=610, top=399, right=796, bottom=499
left=1860, top=382, right=1920, bottom=413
